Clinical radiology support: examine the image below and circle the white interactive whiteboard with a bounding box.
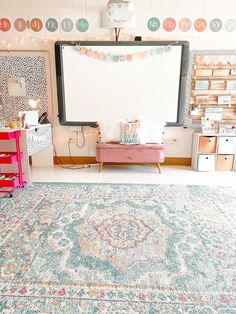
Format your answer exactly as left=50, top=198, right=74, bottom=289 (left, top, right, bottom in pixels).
left=55, top=41, right=189, bottom=126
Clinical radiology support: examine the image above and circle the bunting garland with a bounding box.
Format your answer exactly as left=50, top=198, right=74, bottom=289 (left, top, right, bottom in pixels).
left=73, top=45, right=171, bottom=62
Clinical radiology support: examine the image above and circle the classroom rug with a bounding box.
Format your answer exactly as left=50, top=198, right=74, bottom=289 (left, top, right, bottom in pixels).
left=0, top=183, right=236, bottom=313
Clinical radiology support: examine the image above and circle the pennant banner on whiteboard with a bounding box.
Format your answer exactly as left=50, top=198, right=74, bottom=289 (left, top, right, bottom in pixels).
left=72, top=45, right=172, bottom=62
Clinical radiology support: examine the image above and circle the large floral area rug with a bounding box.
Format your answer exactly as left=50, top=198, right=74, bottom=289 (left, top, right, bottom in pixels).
left=0, top=183, right=236, bottom=313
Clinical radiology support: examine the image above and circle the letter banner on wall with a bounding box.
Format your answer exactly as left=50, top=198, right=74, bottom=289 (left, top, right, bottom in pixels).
left=1, top=16, right=236, bottom=33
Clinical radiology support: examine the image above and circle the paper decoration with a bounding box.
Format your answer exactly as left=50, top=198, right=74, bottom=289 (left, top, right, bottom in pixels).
left=195, top=80, right=209, bottom=90
left=30, top=18, right=43, bottom=32
left=76, top=18, right=89, bottom=32
left=73, top=45, right=172, bottom=62
left=196, top=95, right=209, bottom=105
left=190, top=108, right=199, bottom=116
left=210, top=18, right=223, bottom=32
left=196, top=55, right=236, bottom=66
left=195, top=69, right=212, bottom=76
left=218, top=124, right=236, bottom=134
left=205, top=107, right=223, bottom=121
left=227, top=81, right=236, bottom=90
left=219, top=55, right=236, bottom=65
left=1, top=16, right=236, bottom=35
left=218, top=95, right=231, bottom=105
left=179, top=18, right=191, bottom=32
left=61, top=18, right=74, bottom=32
left=46, top=18, right=58, bottom=32
left=210, top=80, right=225, bottom=90
left=225, top=19, right=236, bottom=32
left=194, top=18, right=207, bottom=32
left=147, top=17, right=160, bottom=32
left=14, top=18, right=27, bottom=32
left=195, top=55, right=222, bottom=65
left=201, top=117, right=216, bottom=134
left=0, top=18, right=11, bottom=32
left=213, top=69, right=229, bottom=76
left=163, top=17, right=176, bottom=32
left=1, top=16, right=236, bottom=34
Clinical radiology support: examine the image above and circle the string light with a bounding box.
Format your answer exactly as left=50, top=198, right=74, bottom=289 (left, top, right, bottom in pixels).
left=0, top=29, right=137, bottom=49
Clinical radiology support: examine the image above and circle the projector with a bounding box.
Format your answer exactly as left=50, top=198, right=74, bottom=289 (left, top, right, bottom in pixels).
left=102, top=0, right=136, bottom=28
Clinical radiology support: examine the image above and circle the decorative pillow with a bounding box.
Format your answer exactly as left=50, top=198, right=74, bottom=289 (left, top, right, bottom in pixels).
left=121, top=120, right=142, bottom=144
left=139, top=121, right=165, bottom=144
left=98, top=120, right=122, bottom=143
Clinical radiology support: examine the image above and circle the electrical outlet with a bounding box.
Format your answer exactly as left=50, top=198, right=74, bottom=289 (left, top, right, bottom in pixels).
left=69, top=126, right=81, bottom=132
left=69, top=137, right=76, bottom=143
left=169, top=138, right=180, bottom=145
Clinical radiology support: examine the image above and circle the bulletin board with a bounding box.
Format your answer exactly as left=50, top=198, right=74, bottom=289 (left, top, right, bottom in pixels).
left=0, top=51, right=52, bottom=124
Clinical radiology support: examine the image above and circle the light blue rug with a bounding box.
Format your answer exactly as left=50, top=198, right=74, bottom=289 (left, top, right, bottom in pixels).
left=0, top=183, right=236, bottom=313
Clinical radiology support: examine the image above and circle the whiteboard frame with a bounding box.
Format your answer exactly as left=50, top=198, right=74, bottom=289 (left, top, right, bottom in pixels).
left=55, top=41, right=189, bottom=127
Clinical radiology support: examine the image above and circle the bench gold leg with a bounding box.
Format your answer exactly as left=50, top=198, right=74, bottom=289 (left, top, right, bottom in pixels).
left=99, top=162, right=103, bottom=172
left=157, top=162, right=161, bottom=174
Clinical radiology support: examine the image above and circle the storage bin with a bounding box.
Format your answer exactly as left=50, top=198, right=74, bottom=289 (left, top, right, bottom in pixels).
left=218, top=137, right=236, bottom=154
left=0, top=152, right=23, bottom=164
left=199, top=136, right=217, bottom=153
left=0, top=130, right=21, bottom=140
left=0, top=173, right=21, bottom=188
left=197, top=154, right=216, bottom=171
left=216, top=155, right=234, bottom=171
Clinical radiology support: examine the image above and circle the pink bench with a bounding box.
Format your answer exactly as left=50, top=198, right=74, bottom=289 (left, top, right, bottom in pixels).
left=96, top=143, right=165, bottom=173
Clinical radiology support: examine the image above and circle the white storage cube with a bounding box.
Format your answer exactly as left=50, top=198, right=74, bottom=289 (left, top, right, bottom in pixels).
left=197, top=154, right=216, bottom=171
left=218, top=137, right=236, bottom=154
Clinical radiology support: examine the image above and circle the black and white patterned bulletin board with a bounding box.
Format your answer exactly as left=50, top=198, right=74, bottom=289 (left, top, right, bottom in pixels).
left=0, top=51, right=52, bottom=124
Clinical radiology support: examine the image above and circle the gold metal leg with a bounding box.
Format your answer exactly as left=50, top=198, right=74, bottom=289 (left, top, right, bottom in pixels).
left=99, top=162, right=103, bottom=172
left=157, top=162, right=161, bottom=174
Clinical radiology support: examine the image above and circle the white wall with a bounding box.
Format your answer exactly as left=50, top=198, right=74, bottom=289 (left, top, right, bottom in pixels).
left=1, top=0, right=236, bottom=158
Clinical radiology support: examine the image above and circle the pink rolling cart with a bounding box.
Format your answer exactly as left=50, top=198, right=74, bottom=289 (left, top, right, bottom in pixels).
left=0, top=130, right=26, bottom=197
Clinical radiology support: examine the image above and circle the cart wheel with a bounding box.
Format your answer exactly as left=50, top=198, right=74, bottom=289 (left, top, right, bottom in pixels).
left=9, top=193, right=13, bottom=198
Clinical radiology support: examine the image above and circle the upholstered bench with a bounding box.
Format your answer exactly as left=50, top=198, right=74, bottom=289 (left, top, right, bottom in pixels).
left=96, top=143, right=165, bottom=173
